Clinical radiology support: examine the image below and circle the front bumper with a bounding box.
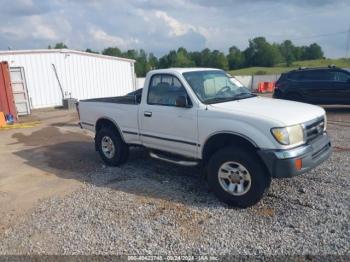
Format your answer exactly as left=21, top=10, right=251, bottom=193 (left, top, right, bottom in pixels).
left=258, top=132, right=332, bottom=178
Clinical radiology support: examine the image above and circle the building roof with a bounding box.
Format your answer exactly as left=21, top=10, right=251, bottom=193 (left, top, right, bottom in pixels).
left=0, top=49, right=136, bottom=63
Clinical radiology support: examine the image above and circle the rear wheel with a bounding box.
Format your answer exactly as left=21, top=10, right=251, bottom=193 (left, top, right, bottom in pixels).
left=207, top=147, right=270, bottom=208
left=96, top=127, right=129, bottom=166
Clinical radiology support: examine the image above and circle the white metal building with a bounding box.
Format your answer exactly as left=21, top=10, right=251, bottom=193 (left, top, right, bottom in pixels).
left=0, top=49, right=136, bottom=112
left=136, top=77, right=146, bottom=89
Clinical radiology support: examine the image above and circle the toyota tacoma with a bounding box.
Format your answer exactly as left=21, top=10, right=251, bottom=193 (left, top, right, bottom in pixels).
left=77, top=68, right=332, bottom=208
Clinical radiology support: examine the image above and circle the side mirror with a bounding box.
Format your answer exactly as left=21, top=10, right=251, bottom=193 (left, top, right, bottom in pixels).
left=175, top=95, right=189, bottom=108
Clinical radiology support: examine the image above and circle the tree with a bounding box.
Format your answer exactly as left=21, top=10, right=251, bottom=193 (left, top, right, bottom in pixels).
left=158, top=55, right=170, bottom=69
left=244, top=37, right=281, bottom=67
left=85, top=48, right=99, bottom=54
left=48, top=42, right=67, bottom=49
left=227, top=46, right=245, bottom=69
left=297, top=43, right=324, bottom=61
left=306, top=43, right=324, bottom=60
left=279, top=40, right=295, bottom=66
left=135, top=49, right=150, bottom=77
left=102, top=47, right=122, bottom=57
left=200, top=48, right=212, bottom=67
left=272, top=43, right=283, bottom=64
left=189, top=51, right=202, bottom=67
left=53, top=42, right=68, bottom=49
left=298, top=46, right=308, bottom=60
left=45, top=37, right=326, bottom=74
left=158, top=50, right=177, bottom=68
left=210, top=50, right=229, bottom=70
left=122, top=49, right=138, bottom=60
left=292, top=46, right=304, bottom=61
left=167, top=50, right=178, bottom=67
left=173, top=47, right=195, bottom=67
left=148, top=53, right=158, bottom=69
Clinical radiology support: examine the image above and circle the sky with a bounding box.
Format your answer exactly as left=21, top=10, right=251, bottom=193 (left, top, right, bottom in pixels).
left=0, top=0, right=349, bottom=58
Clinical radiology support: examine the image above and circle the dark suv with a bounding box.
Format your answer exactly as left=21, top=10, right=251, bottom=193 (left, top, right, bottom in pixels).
left=273, top=66, right=350, bottom=104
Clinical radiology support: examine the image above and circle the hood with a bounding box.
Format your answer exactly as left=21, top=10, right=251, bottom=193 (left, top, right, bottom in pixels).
left=209, top=96, right=325, bottom=126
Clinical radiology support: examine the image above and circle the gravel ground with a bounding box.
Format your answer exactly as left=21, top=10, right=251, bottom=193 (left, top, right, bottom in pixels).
left=0, top=123, right=349, bottom=256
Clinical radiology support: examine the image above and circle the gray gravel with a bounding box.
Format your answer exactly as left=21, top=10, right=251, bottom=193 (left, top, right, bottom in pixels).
left=0, top=123, right=349, bottom=256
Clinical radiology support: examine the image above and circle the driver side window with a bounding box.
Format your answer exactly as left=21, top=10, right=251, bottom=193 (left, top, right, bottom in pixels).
left=147, top=74, right=190, bottom=106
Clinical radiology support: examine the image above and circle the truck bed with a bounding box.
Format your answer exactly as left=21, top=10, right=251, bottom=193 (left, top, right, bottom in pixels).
left=80, top=88, right=143, bottom=105
left=81, top=96, right=137, bottom=104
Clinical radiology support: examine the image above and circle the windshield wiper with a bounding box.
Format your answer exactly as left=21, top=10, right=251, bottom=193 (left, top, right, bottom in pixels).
left=233, top=93, right=256, bottom=99
left=203, top=93, right=256, bottom=104
left=203, top=97, right=238, bottom=104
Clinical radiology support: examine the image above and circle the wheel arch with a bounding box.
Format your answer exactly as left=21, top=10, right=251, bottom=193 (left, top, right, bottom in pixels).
left=95, top=117, right=125, bottom=143
left=202, top=132, right=258, bottom=162
left=202, top=132, right=272, bottom=182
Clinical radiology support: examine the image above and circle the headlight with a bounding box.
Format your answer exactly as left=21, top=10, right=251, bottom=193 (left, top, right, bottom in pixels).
left=271, top=124, right=305, bottom=145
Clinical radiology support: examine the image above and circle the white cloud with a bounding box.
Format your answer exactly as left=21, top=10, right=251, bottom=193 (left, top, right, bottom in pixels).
left=88, top=27, right=139, bottom=49
left=0, top=0, right=349, bottom=57
left=0, top=26, right=23, bottom=39
left=0, top=15, right=58, bottom=41
left=29, top=16, right=58, bottom=40
left=154, top=10, right=194, bottom=37
left=149, top=10, right=209, bottom=40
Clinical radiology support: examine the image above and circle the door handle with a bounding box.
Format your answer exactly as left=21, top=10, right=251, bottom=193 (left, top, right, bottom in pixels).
left=144, top=111, right=152, bottom=117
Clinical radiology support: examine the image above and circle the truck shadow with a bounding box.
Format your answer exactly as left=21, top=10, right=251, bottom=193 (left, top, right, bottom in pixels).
left=12, top=126, right=216, bottom=207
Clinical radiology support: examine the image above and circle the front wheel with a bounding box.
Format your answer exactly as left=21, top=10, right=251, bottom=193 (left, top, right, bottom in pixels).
left=207, top=147, right=271, bottom=208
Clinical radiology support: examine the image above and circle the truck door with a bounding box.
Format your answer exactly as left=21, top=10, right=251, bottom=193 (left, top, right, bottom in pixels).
left=139, top=74, right=198, bottom=158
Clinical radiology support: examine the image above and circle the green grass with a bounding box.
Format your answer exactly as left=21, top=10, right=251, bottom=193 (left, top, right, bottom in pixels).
left=230, top=58, right=350, bottom=76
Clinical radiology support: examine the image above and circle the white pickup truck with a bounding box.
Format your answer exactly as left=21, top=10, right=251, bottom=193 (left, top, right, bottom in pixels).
left=78, top=68, right=332, bottom=208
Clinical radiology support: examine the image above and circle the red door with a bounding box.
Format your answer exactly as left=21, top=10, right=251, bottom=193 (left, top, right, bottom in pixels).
left=0, top=61, right=17, bottom=121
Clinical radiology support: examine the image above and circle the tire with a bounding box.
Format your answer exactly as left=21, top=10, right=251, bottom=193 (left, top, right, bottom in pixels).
left=285, top=93, right=302, bottom=102
left=207, top=147, right=271, bottom=208
left=96, top=127, right=129, bottom=166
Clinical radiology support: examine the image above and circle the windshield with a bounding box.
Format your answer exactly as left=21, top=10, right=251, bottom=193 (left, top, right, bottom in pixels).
left=183, top=70, right=254, bottom=104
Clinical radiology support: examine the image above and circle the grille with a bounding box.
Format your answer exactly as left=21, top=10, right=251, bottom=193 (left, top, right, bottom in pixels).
left=305, top=116, right=325, bottom=143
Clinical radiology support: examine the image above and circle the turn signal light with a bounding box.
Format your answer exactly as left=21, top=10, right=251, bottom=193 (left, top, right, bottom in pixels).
left=295, top=159, right=302, bottom=170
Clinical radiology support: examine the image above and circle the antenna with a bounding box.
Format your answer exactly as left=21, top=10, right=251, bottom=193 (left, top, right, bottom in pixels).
left=346, top=23, right=350, bottom=58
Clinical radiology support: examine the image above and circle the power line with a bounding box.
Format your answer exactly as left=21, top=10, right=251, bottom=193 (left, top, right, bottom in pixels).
left=287, top=31, right=348, bottom=41
left=265, top=30, right=348, bottom=42
left=255, top=10, right=328, bottom=25
left=241, top=8, right=339, bottom=26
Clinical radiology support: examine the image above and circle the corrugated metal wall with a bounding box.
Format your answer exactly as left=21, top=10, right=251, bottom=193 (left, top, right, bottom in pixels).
left=136, top=77, right=146, bottom=89
left=0, top=50, right=136, bottom=109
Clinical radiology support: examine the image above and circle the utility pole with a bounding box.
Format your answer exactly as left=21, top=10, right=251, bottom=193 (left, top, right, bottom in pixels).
left=346, top=23, right=350, bottom=58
